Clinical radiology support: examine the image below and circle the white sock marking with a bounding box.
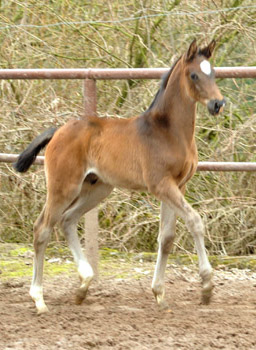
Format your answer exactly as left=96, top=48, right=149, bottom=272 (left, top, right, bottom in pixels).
left=78, top=260, right=94, bottom=280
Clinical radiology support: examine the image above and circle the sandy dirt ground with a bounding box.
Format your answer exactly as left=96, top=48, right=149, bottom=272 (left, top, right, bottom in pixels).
left=1, top=259, right=256, bottom=350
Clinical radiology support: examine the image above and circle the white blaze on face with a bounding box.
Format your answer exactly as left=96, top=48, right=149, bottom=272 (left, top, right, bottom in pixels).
left=200, top=60, right=212, bottom=75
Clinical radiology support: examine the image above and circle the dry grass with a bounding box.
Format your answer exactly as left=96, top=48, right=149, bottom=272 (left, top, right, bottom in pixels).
left=0, top=0, right=255, bottom=255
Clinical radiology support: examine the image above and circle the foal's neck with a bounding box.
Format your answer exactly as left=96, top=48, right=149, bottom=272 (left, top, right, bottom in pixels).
left=154, top=60, right=197, bottom=144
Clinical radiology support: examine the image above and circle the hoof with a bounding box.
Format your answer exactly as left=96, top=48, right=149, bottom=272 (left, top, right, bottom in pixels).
left=75, top=270, right=93, bottom=305
left=200, top=269, right=214, bottom=305
left=157, top=300, right=171, bottom=311
left=75, top=295, right=85, bottom=305
left=37, top=304, right=49, bottom=315
left=152, top=286, right=168, bottom=310
left=201, top=280, right=214, bottom=305
left=201, top=290, right=212, bottom=305
left=75, top=288, right=88, bottom=305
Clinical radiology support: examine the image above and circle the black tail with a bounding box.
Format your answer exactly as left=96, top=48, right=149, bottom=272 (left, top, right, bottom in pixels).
left=13, top=128, right=57, bottom=172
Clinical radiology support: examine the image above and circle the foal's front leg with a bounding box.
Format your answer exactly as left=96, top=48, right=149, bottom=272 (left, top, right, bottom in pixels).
left=152, top=202, right=176, bottom=309
left=171, top=189, right=213, bottom=304
left=153, top=180, right=213, bottom=306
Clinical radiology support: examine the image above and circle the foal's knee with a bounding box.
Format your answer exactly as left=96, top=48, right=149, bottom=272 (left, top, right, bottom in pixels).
left=160, top=234, right=175, bottom=254
left=59, top=215, right=72, bottom=232
left=33, top=218, right=52, bottom=251
left=33, top=213, right=44, bottom=234
left=33, top=230, right=51, bottom=254
left=186, top=211, right=204, bottom=236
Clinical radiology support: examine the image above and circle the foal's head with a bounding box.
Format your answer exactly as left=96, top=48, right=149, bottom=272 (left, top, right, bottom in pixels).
left=181, top=39, right=225, bottom=115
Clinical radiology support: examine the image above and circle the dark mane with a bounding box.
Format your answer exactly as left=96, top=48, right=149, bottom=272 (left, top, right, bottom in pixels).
left=143, top=56, right=181, bottom=114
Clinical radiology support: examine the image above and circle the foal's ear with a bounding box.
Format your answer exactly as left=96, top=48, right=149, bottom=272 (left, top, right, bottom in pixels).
left=199, top=39, right=216, bottom=59
left=186, top=39, right=198, bottom=62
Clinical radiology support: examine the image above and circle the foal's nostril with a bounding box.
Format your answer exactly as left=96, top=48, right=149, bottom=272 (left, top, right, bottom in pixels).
left=207, top=99, right=225, bottom=115
left=214, top=102, right=220, bottom=114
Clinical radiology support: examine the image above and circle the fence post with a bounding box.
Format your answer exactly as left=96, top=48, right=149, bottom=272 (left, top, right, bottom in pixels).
left=83, top=78, right=99, bottom=279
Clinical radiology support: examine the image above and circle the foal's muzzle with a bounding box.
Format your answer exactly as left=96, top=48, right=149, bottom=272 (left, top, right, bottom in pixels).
left=207, top=99, right=226, bottom=116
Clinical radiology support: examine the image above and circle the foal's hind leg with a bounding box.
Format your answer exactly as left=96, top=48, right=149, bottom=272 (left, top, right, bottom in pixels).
left=30, top=205, right=62, bottom=314
left=60, top=182, right=113, bottom=305
left=152, top=202, right=176, bottom=309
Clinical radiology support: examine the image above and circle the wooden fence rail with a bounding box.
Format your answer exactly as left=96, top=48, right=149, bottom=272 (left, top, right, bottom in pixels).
left=1, top=154, right=256, bottom=172
left=0, top=66, right=256, bottom=79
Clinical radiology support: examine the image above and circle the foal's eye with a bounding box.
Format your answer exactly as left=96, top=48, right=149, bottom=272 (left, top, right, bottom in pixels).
left=190, top=73, right=199, bottom=81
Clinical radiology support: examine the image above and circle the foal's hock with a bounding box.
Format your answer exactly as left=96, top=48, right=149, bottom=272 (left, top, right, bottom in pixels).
left=14, top=39, right=225, bottom=314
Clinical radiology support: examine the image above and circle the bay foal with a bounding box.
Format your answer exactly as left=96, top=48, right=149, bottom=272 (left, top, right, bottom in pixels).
left=14, top=39, right=225, bottom=314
